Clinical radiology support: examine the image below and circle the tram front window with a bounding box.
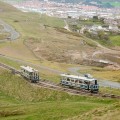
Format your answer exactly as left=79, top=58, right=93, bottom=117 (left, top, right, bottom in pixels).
left=67, top=78, right=70, bottom=81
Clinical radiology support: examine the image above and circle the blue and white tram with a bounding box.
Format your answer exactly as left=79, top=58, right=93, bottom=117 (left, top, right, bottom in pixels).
left=20, top=66, right=39, bottom=83
left=60, top=74, right=99, bottom=93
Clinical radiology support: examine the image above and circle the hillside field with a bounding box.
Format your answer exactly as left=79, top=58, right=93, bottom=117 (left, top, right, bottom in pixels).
left=0, top=68, right=120, bottom=120
left=0, top=1, right=99, bottom=64
left=0, top=1, right=120, bottom=120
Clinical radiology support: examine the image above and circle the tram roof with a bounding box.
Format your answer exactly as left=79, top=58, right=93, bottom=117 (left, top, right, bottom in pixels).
left=20, top=66, right=38, bottom=72
left=60, top=74, right=96, bottom=82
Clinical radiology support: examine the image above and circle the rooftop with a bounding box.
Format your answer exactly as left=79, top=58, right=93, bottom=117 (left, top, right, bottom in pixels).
left=20, top=66, right=38, bottom=72
left=60, top=74, right=96, bottom=82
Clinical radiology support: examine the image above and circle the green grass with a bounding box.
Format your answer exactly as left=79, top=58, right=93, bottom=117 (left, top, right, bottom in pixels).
left=103, top=2, right=120, bottom=7
left=0, top=32, right=10, bottom=40
left=68, top=19, right=104, bottom=28
left=0, top=101, right=110, bottom=120
left=68, top=102, right=120, bottom=120
left=0, top=25, right=4, bottom=29
left=79, top=20, right=103, bottom=26
left=0, top=5, right=64, bottom=40
left=111, top=2, right=120, bottom=7
left=100, top=87, right=120, bottom=96
left=0, top=56, right=21, bottom=69
left=0, top=68, right=118, bottom=120
left=110, top=35, right=120, bottom=46
left=0, top=91, right=20, bottom=106
left=0, top=70, right=71, bottom=102
left=0, top=1, right=120, bottom=120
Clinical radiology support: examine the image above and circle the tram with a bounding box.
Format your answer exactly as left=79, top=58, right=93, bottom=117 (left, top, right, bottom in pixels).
left=60, top=74, right=99, bottom=93
left=20, top=66, right=39, bottom=83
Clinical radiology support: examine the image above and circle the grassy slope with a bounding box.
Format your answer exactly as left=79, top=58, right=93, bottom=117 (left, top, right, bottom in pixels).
left=0, top=68, right=119, bottom=120
left=0, top=1, right=98, bottom=64
left=0, top=1, right=97, bottom=76
left=0, top=1, right=120, bottom=82
left=67, top=102, right=120, bottom=120
left=0, top=1, right=77, bottom=73
left=0, top=2, right=120, bottom=119
left=0, top=1, right=64, bottom=60
left=1, top=0, right=119, bottom=80
left=110, top=35, right=120, bottom=46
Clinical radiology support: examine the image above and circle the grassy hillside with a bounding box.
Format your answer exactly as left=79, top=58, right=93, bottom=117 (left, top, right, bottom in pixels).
left=67, top=102, right=120, bottom=120
left=0, top=1, right=98, bottom=64
left=0, top=1, right=65, bottom=60
left=0, top=1, right=120, bottom=120
left=0, top=68, right=119, bottom=120
left=0, top=1, right=120, bottom=81
left=0, top=69, right=70, bottom=102
left=110, top=35, right=120, bottom=46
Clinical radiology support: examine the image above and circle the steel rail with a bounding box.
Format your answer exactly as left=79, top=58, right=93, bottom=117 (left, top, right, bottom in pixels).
left=0, top=62, right=120, bottom=99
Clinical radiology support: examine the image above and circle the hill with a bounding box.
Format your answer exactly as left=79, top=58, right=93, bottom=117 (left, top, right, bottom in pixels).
left=0, top=1, right=120, bottom=120
left=0, top=1, right=98, bottom=64
left=0, top=68, right=120, bottom=120
left=0, top=1, right=120, bottom=70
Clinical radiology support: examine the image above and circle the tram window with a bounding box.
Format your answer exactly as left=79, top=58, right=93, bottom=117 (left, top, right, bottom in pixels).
left=95, top=80, right=97, bottom=85
left=67, top=78, right=70, bottom=81
left=71, top=80, right=74, bottom=82
left=84, top=81, right=90, bottom=84
left=36, top=73, right=38, bottom=76
left=75, top=80, right=78, bottom=83
left=79, top=80, right=82, bottom=83
left=29, top=72, right=32, bottom=75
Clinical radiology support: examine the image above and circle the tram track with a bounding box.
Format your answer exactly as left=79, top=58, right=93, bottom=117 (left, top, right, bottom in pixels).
left=0, top=62, right=120, bottom=99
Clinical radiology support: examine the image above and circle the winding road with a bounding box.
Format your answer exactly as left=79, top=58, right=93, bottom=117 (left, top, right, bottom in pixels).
left=0, top=19, right=20, bottom=41
left=0, top=19, right=120, bottom=89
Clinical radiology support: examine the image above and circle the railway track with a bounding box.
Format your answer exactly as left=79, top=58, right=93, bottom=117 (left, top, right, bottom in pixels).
left=0, top=62, right=120, bottom=99
left=37, top=81, right=88, bottom=95
left=37, top=80, right=120, bottom=99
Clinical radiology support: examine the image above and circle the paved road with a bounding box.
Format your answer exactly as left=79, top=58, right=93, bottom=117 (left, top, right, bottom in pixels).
left=68, top=67, right=120, bottom=89
left=0, top=19, right=20, bottom=41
